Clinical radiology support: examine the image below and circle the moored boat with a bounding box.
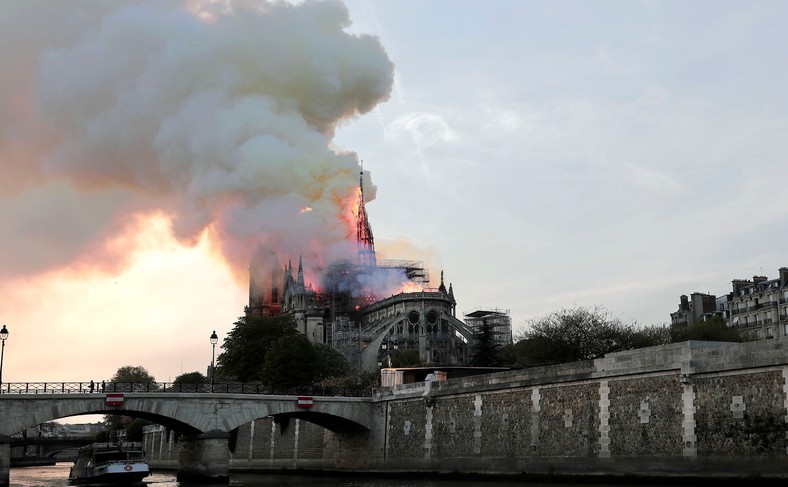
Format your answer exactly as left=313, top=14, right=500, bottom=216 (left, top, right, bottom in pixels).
left=68, top=441, right=150, bottom=485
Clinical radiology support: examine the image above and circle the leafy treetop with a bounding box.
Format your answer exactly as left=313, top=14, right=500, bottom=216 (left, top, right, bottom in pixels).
left=173, top=371, right=206, bottom=385
left=109, top=365, right=157, bottom=384
left=216, top=314, right=298, bottom=382
left=502, top=306, right=750, bottom=368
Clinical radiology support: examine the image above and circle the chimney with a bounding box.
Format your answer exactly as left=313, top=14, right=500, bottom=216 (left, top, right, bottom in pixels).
left=731, top=279, right=751, bottom=294
left=680, top=294, right=689, bottom=311
left=753, top=275, right=767, bottom=285
left=780, top=267, right=788, bottom=287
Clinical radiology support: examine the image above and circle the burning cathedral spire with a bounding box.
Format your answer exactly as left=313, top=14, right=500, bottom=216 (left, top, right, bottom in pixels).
left=355, top=170, right=377, bottom=268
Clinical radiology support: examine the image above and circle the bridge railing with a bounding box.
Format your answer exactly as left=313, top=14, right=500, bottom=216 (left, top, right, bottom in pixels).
left=0, top=382, right=372, bottom=397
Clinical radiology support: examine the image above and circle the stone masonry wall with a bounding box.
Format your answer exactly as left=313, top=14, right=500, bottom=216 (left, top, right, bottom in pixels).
left=694, top=369, right=787, bottom=456
left=385, top=398, right=427, bottom=459
left=608, top=373, right=683, bottom=456
left=539, top=383, right=599, bottom=458
left=478, top=389, right=533, bottom=458
left=142, top=339, right=788, bottom=479
left=374, top=339, right=788, bottom=478
left=431, top=394, right=479, bottom=458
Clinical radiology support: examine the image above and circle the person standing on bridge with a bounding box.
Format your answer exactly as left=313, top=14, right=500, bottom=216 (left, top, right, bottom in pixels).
left=89, top=380, right=94, bottom=393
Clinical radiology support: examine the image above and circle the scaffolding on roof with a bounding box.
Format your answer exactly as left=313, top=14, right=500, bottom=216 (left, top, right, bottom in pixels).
left=327, top=314, right=362, bottom=366
left=377, top=259, right=430, bottom=283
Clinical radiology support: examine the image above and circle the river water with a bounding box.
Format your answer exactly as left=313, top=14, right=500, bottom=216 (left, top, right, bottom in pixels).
left=8, top=464, right=672, bottom=487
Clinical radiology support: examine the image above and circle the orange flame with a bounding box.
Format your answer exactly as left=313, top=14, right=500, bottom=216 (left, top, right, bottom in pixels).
left=398, top=281, right=424, bottom=293
left=338, top=187, right=361, bottom=239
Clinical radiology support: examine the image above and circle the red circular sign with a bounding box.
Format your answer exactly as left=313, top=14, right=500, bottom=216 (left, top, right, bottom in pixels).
left=124, top=465, right=133, bottom=471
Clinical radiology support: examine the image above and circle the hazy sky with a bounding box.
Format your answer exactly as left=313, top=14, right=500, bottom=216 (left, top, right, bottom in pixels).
left=1, top=0, right=787, bottom=387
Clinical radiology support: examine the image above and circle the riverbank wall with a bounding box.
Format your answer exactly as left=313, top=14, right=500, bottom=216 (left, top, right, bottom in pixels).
left=144, top=339, right=788, bottom=480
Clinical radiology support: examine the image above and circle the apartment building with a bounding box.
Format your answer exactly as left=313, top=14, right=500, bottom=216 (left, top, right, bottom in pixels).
left=670, top=292, right=724, bottom=326
left=729, top=268, right=788, bottom=339
left=670, top=266, right=788, bottom=340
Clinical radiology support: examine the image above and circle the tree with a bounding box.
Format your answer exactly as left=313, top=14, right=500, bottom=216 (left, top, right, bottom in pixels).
left=501, top=336, right=565, bottom=368
left=317, top=370, right=380, bottom=393
left=124, top=418, right=151, bottom=441
left=503, top=335, right=577, bottom=367
left=670, top=316, right=751, bottom=343
left=104, top=365, right=157, bottom=432
left=172, top=371, right=207, bottom=392
left=260, top=334, right=320, bottom=390
left=108, top=365, right=159, bottom=391
left=470, top=318, right=503, bottom=367
left=390, top=349, right=421, bottom=367
left=633, top=324, right=672, bottom=349
left=520, top=306, right=634, bottom=364
left=313, top=343, right=350, bottom=381
left=509, top=306, right=669, bottom=367
left=216, top=314, right=298, bottom=382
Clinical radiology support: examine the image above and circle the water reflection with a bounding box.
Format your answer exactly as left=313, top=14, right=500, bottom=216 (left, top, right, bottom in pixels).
left=9, top=464, right=684, bottom=487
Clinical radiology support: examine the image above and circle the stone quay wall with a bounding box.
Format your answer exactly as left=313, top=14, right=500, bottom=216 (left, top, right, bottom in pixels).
left=145, top=338, right=788, bottom=480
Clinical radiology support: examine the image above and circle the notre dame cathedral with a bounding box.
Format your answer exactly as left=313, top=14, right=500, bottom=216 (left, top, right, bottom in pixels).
left=245, top=172, right=490, bottom=372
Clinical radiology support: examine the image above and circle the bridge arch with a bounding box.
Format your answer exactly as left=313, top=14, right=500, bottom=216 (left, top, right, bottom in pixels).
left=1, top=393, right=373, bottom=438
left=258, top=411, right=369, bottom=434
left=209, top=396, right=373, bottom=434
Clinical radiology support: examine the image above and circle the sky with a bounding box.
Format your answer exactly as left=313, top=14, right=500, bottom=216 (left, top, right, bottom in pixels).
left=1, top=0, right=788, bottom=389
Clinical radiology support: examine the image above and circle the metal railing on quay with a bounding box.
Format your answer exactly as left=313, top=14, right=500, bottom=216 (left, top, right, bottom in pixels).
left=0, top=382, right=372, bottom=397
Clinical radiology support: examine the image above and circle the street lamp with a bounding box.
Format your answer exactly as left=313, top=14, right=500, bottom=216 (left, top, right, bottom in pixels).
left=209, top=330, right=218, bottom=391
left=0, top=325, right=9, bottom=393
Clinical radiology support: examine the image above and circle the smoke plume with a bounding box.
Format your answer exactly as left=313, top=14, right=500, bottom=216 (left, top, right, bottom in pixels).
left=0, top=0, right=393, bottom=278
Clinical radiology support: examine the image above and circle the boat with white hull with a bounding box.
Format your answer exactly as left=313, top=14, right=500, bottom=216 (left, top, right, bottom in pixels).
left=68, top=441, right=150, bottom=485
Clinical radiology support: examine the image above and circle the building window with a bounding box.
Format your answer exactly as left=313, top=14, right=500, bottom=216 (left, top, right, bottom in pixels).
left=766, top=327, right=774, bottom=338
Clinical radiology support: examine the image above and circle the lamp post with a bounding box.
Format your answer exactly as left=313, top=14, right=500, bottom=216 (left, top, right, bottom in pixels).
left=381, top=334, right=397, bottom=368
left=0, top=325, right=8, bottom=394
left=209, top=330, right=218, bottom=391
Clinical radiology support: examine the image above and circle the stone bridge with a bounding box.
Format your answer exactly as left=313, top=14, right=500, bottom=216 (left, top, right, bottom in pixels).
left=0, top=392, right=374, bottom=484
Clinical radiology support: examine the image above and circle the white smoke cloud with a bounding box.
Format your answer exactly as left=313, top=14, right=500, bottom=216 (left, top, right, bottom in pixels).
left=0, top=0, right=393, bottom=277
